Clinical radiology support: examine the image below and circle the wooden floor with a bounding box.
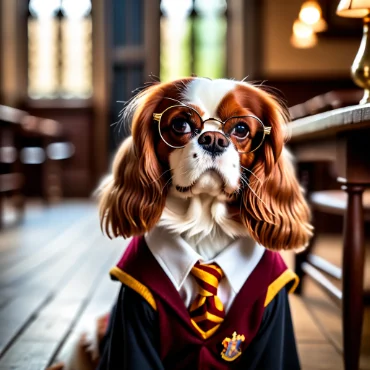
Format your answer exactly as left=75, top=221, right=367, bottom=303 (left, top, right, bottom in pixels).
left=0, top=200, right=369, bottom=370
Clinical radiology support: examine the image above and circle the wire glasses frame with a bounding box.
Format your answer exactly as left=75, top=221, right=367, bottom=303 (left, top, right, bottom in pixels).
left=153, top=104, right=271, bottom=153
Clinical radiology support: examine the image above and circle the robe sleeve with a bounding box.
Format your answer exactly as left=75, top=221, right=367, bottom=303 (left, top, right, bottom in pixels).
left=97, top=285, right=165, bottom=370
left=240, top=287, right=301, bottom=370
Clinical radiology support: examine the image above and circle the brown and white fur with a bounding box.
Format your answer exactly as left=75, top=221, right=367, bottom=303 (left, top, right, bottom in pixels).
left=101, top=77, right=312, bottom=253
left=62, top=77, right=313, bottom=370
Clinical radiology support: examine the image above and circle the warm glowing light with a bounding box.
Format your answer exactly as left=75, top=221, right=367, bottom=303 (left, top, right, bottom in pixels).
left=290, top=32, right=318, bottom=49
left=293, top=19, right=314, bottom=38
left=299, top=1, right=321, bottom=25
left=291, top=19, right=317, bottom=48
left=298, top=1, right=327, bottom=33
left=311, top=18, right=327, bottom=32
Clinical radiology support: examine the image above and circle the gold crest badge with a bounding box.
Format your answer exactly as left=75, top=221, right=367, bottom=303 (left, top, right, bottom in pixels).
left=221, top=331, right=245, bottom=361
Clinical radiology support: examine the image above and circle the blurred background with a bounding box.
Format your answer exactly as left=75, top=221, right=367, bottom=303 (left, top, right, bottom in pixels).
left=0, top=1, right=369, bottom=369
left=0, top=0, right=362, bottom=205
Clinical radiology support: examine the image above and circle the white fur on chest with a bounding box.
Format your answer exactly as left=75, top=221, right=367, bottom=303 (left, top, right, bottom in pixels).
left=159, top=192, right=249, bottom=260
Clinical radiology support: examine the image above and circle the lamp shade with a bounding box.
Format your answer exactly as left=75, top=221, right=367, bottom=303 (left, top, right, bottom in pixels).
left=337, top=0, right=370, bottom=18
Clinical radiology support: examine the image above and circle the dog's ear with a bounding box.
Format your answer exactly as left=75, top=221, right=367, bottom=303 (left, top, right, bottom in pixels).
left=100, top=135, right=167, bottom=238
left=99, top=84, right=170, bottom=238
left=240, top=91, right=313, bottom=251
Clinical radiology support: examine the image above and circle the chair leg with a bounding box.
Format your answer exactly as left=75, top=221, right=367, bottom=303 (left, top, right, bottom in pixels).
left=0, top=194, right=4, bottom=229
left=13, top=191, right=25, bottom=223
left=342, top=183, right=365, bottom=370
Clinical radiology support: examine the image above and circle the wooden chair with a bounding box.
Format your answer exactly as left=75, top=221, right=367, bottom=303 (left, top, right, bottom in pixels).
left=0, top=105, right=27, bottom=228
left=296, top=188, right=370, bottom=296
left=295, top=187, right=370, bottom=369
left=0, top=105, right=75, bottom=227
left=289, top=96, right=370, bottom=370
left=19, top=115, right=74, bottom=202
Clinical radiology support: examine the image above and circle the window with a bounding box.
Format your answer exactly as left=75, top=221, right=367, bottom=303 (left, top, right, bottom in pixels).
left=28, top=0, right=92, bottom=99
left=160, top=0, right=227, bottom=82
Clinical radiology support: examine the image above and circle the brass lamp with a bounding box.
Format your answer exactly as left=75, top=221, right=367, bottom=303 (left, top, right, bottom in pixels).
left=337, top=0, right=370, bottom=104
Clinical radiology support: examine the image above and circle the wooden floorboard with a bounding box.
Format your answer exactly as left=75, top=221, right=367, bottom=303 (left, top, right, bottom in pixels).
left=298, top=343, right=343, bottom=370
left=0, top=237, right=124, bottom=370
left=52, top=240, right=126, bottom=367
left=0, top=214, right=96, bottom=286
left=0, top=202, right=95, bottom=254
left=0, top=341, right=57, bottom=370
left=0, top=294, right=49, bottom=354
left=0, top=227, right=103, bottom=356
left=289, top=294, right=327, bottom=343
left=0, top=201, right=126, bottom=364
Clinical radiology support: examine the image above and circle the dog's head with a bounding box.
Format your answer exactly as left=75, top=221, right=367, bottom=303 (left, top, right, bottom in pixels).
left=100, top=77, right=313, bottom=250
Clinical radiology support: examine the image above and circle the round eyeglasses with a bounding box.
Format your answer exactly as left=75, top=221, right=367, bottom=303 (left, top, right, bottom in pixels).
left=153, top=105, right=271, bottom=154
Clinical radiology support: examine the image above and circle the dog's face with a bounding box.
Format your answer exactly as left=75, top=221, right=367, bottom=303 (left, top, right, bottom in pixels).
left=100, top=77, right=313, bottom=251
left=163, top=79, right=251, bottom=200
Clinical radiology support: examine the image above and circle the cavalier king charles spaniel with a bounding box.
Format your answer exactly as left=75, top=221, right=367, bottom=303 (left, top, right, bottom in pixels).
left=100, top=77, right=312, bottom=254
left=61, top=77, right=313, bottom=370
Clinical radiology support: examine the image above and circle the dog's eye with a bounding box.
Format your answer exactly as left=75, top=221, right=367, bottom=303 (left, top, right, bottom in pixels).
left=171, top=118, right=191, bottom=134
left=231, top=123, right=249, bottom=139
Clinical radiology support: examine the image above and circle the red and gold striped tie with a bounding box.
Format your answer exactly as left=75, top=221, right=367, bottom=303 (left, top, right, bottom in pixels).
left=189, top=262, right=225, bottom=339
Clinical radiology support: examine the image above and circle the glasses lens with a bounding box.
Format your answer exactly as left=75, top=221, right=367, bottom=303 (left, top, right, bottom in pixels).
left=158, top=106, right=202, bottom=148
left=223, top=116, right=265, bottom=153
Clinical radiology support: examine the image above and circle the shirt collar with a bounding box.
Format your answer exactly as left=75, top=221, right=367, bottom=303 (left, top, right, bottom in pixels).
left=145, top=227, right=201, bottom=291
left=212, top=238, right=265, bottom=294
left=145, top=226, right=265, bottom=293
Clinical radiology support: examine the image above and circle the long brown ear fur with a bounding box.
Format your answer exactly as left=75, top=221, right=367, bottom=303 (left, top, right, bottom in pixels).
left=240, top=89, right=313, bottom=251
left=99, top=82, right=169, bottom=238
left=241, top=149, right=313, bottom=250
left=100, top=136, right=167, bottom=238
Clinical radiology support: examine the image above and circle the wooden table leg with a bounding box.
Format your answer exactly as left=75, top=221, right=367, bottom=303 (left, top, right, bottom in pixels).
left=342, top=183, right=365, bottom=370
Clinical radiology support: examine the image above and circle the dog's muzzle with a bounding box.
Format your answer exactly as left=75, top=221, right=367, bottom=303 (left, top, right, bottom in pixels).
left=198, top=131, right=229, bottom=155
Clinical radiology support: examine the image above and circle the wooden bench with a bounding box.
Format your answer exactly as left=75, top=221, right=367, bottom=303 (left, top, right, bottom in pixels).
left=0, top=104, right=75, bottom=228
left=19, top=115, right=73, bottom=202
left=0, top=105, right=27, bottom=228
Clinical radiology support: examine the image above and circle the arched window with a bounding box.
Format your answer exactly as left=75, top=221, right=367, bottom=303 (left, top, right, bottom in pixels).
left=28, top=0, right=92, bottom=99
left=160, top=0, right=227, bottom=81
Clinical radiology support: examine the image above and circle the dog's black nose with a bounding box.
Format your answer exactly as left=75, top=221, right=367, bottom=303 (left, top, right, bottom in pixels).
left=198, top=131, right=229, bottom=155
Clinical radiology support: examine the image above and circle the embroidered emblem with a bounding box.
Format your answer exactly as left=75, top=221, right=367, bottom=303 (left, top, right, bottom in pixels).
left=221, top=331, right=245, bottom=361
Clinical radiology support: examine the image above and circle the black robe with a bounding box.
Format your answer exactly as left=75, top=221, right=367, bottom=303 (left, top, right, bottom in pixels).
left=97, top=285, right=300, bottom=370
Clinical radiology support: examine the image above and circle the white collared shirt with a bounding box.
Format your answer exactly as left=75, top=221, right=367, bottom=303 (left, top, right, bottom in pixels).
left=145, top=227, right=265, bottom=313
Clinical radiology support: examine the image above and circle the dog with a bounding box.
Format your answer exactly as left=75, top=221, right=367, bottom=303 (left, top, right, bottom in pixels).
left=65, top=77, right=313, bottom=370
